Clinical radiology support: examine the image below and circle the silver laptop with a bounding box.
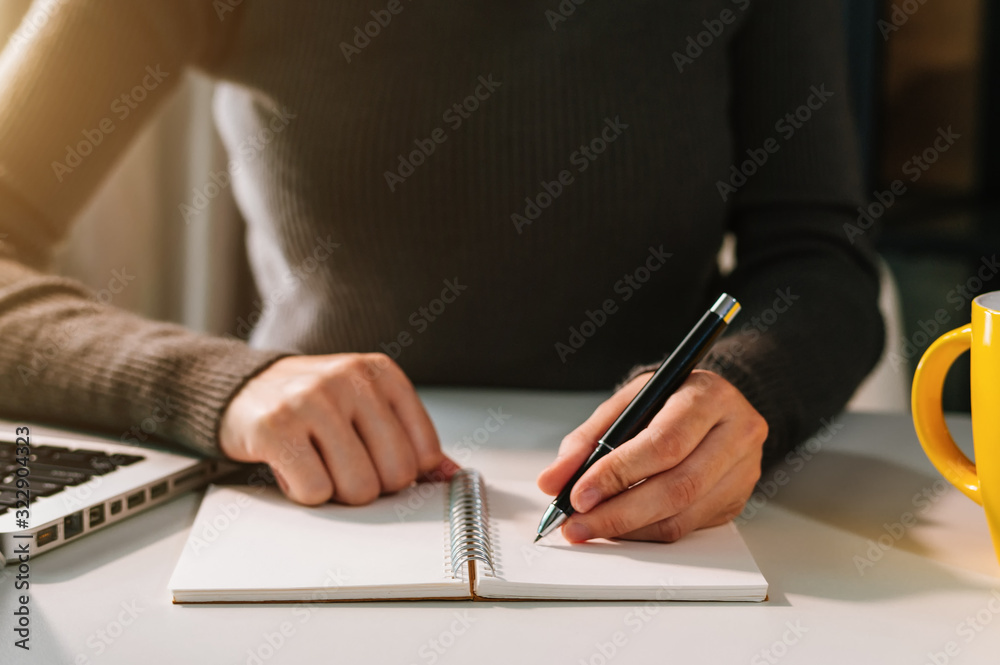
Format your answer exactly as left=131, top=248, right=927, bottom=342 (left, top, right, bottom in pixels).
left=0, top=419, right=234, bottom=566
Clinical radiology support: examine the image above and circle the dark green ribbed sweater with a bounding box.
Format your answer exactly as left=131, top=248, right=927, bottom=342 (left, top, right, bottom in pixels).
left=0, top=0, right=883, bottom=463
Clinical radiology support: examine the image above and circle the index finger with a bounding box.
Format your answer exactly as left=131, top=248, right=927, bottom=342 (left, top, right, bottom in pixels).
left=569, top=372, right=721, bottom=513
left=374, top=356, right=443, bottom=473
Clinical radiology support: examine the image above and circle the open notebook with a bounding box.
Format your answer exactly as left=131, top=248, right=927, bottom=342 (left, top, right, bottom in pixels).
left=168, top=469, right=767, bottom=603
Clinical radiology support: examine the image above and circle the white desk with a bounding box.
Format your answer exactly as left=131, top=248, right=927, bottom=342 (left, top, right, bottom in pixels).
left=3, top=389, right=999, bottom=665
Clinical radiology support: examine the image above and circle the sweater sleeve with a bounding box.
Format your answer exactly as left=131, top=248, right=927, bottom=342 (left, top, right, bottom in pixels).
left=0, top=0, right=287, bottom=456
left=709, top=0, right=884, bottom=463
left=626, top=0, right=884, bottom=464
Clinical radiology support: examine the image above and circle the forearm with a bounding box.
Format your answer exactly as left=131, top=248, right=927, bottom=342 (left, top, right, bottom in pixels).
left=0, top=256, right=289, bottom=455
left=701, top=208, right=884, bottom=463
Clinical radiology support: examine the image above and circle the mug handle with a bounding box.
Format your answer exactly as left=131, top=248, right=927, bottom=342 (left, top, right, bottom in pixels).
left=911, top=325, right=980, bottom=503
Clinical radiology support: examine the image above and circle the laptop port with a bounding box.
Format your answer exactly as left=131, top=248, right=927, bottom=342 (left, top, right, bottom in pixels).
left=150, top=481, right=168, bottom=500
left=173, top=467, right=205, bottom=488
left=110, top=499, right=122, bottom=515
left=64, top=511, right=84, bottom=539
left=127, top=490, right=145, bottom=509
left=88, top=504, right=105, bottom=528
left=36, top=525, right=58, bottom=547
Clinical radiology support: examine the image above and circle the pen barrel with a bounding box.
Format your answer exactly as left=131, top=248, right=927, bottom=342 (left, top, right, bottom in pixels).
left=598, top=307, right=730, bottom=449
left=541, top=294, right=738, bottom=530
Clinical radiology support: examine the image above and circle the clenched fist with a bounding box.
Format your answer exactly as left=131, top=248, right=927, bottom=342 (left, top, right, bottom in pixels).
left=220, top=353, right=457, bottom=505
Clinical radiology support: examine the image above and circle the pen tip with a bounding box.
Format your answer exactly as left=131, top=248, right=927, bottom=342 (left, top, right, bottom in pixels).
left=533, top=535, right=542, bottom=543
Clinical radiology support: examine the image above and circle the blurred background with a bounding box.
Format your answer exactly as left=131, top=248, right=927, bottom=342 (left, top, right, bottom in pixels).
left=1, top=0, right=997, bottom=413
left=850, top=0, right=1000, bottom=412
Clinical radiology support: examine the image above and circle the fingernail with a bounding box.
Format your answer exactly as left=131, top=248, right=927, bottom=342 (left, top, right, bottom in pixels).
left=575, top=487, right=601, bottom=513
left=564, top=522, right=591, bottom=542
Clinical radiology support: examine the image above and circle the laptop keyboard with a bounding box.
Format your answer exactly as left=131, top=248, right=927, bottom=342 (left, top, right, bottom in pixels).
left=0, top=442, right=145, bottom=516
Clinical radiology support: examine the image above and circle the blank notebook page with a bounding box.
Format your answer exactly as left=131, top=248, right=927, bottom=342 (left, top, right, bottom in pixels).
left=169, top=484, right=468, bottom=602
left=475, top=480, right=767, bottom=601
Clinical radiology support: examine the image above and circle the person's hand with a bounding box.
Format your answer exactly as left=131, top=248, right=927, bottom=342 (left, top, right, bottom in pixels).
left=536, top=369, right=767, bottom=543
left=219, top=353, right=457, bottom=505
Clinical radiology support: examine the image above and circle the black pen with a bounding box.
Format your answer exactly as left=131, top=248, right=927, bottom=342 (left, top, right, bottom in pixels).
left=534, top=293, right=741, bottom=542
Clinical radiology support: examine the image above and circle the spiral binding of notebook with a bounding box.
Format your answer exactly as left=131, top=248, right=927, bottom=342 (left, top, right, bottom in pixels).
left=447, top=469, right=496, bottom=579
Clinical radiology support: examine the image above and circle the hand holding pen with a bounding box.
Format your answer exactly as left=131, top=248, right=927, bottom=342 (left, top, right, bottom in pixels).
left=536, top=294, right=769, bottom=543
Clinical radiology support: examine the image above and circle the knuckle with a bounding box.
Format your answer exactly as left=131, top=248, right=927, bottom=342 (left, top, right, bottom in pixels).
left=337, top=481, right=380, bottom=506
left=647, top=424, right=684, bottom=467
left=601, top=457, right=633, bottom=493
left=291, top=476, right=334, bottom=506
left=689, top=370, right=717, bottom=394
left=600, top=510, right=635, bottom=538
left=667, top=470, right=701, bottom=509
left=558, top=431, right=591, bottom=456
left=723, top=498, right=748, bottom=522
left=749, top=412, right=769, bottom=444
left=382, top=460, right=418, bottom=493
left=415, top=450, right=443, bottom=475
left=257, top=404, right=296, bottom=437
left=364, top=352, right=397, bottom=377
left=655, top=518, right=685, bottom=543
left=340, top=353, right=371, bottom=375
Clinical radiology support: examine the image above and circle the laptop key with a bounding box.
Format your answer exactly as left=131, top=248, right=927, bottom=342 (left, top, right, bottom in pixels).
left=0, top=481, right=62, bottom=497
left=108, top=453, right=145, bottom=466
left=29, top=445, right=70, bottom=460
left=37, top=450, right=118, bottom=474
left=0, top=490, right=31, bottom=506
left=26, top=464, right=92, bottom=486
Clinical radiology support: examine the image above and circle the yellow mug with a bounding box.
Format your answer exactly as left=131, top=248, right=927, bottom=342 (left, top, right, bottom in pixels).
left=912, top=292, right=1000, bottom=561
